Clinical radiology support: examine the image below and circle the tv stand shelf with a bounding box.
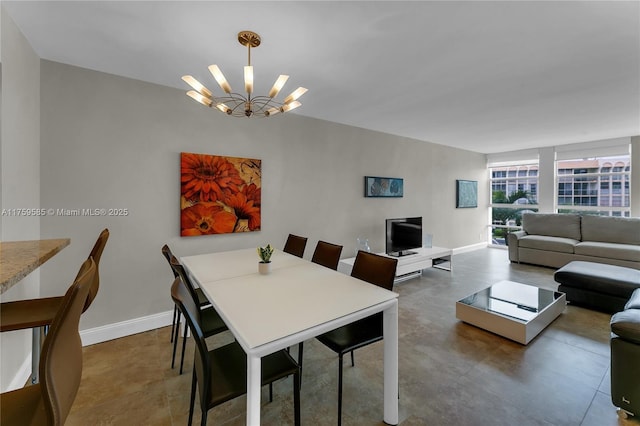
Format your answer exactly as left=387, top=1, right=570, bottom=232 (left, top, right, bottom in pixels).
left=338, top=247, right=452, bottom=284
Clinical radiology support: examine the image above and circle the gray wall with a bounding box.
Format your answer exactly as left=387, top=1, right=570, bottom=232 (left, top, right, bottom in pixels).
left=37, top=60, right=488, bottom=331
left=0, top=7, right=41, bottom=389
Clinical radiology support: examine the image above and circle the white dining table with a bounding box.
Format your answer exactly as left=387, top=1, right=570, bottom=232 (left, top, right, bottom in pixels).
left=181, top=248, right=399, bottom=425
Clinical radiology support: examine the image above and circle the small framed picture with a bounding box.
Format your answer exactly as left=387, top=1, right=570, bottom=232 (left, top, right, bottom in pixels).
left=364, top=176, right=403, bottom=198
left=456, top=179, right=477, bottom=208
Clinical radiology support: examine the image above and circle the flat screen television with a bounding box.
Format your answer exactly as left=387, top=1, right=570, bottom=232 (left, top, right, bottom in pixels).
left=385, top=217, right=422, bottom=257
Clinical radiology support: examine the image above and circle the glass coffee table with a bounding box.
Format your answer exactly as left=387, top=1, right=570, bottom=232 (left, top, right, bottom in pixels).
left=456, top=280, right=566, bottom=344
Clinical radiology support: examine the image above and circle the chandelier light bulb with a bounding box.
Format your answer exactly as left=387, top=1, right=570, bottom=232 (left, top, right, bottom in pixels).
left=266, top=107, right=281, bottom=116
left=269, top=75, right=289, bottom=98
left=244, top=66, right=254, bottom=95
left=208, top=65, right=232, bottom=94
left=281, top=101, right=302, bottom=112
left=283, top=87, right=308, bottom=105
left=182, top=75, right=212, bottom=98
left=186, top=90, right=213, bottom=107
left=216, top=103, right=232, bottom=114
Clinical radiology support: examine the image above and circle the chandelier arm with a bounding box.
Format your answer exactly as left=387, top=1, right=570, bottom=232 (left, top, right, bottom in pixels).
left=250, top=97, right=283, bottom=110
left=217, top=92, right=251, bottom=101
left=250, top=96, right=282, bottom=103
left=249, top=100, right=280, bottom=114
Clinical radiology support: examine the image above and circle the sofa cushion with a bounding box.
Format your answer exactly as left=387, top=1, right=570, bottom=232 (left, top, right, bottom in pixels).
left=554, top=261, right=640, bottom=299
left=611, top=310, right=640, bottom=345
left=581, top=215, right=640, bottom=245
left=575, top=242, right=640, bottom=263
left=522, top=213, right=581, bottom=240
left=625, top=289, right=640, bottom=310
left=518, top=235, right=578, bottom=254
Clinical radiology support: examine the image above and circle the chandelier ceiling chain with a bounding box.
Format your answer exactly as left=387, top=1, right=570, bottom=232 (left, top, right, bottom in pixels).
left=182, top=30, right=307, bottom=117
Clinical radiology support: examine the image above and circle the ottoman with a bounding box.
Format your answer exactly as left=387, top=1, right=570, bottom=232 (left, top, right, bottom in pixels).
left=554, top=261, right=640, bottom=313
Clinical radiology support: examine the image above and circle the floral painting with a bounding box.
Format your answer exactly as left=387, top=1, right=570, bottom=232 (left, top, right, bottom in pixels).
left=180, top=152, right=261, bottom=236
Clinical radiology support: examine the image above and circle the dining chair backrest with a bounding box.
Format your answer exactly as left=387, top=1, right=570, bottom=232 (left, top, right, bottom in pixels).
left=170, top=277, right=211, bottom=409
left=283, top=234, right=308, bottom=258
left=81, top=228, right=109, bottom=313
left=351, top=251, right=398, bottom=291
left=170, top=256, right=206, bottom=322
left=89, top=228, right=110, bottom=267
left=311, top=241, right=343, bottom=270
left=41, top=257, right=97, bottom=425
left=161, top=244, right=179, bottom=279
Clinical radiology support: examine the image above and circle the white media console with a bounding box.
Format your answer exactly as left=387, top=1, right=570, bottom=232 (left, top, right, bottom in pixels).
left=338, top=246, right=452, bottom=284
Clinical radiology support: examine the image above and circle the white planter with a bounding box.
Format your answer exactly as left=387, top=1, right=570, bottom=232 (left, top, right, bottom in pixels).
left=258, top=262, right=271, bottom=275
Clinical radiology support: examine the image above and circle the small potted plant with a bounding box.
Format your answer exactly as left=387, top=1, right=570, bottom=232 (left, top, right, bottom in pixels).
left=257, top=244, right=274, bottom=275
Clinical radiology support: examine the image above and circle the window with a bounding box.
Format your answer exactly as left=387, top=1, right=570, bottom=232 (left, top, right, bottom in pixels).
left=489, top=162, right=539, bottom=246
left=555, top=155, right=630, bottom=217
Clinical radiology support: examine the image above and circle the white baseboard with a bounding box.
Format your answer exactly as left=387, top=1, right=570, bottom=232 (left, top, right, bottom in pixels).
left=80, top=309, right=174, bottom=346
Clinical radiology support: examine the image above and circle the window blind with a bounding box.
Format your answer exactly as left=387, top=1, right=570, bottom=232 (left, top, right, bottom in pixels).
left=555, top=137, right=630, bottom=161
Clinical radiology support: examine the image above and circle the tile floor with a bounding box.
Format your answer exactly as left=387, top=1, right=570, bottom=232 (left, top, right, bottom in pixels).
left=65, top=248, right=639, bottom=425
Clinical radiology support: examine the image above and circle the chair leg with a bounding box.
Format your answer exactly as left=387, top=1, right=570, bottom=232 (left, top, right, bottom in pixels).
left=269, top=383, right=273, bottom=402
left=171, top=318, right=181, bottom=369
left=180, top=322, right=188, bottom=374
left=171, top=306, right=179, bottom=343
left=293, top=370, right=301, bottom=426
left=188, top=369, right=196, bottom=426
left=350, top=350, right=354, bottom=367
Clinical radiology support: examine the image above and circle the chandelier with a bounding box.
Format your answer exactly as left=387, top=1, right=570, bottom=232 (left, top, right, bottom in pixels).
left=182, top=31, right=307, bottom=117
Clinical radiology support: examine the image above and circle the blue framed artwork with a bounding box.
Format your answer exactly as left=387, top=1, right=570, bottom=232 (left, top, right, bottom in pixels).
left=456, top=179, right=477, bottom=208
left=364, top=176, right=403, bottom=198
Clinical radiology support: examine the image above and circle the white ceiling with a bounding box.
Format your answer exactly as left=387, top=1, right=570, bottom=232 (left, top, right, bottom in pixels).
left=3, top=1, right=639, bottom=154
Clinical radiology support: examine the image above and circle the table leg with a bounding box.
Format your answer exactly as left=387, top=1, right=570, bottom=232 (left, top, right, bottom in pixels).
left=246, top=354, right=261, bottom=426
left=31, top=327, right=43, bottom=384
left=383, top=301, right=399, bottom=425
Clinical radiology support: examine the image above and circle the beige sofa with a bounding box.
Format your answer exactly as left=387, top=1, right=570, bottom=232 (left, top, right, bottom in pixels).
left=507, top=213, right=640, bottom=270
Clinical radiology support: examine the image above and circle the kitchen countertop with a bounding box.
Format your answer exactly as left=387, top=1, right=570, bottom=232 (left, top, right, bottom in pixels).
left=0, top=239, right=70, bottom=294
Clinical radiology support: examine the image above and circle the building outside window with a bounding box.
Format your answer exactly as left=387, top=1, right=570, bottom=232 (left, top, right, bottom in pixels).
left=489, top=162, right=539, bottom=245
left=556, top=155, right=630, bottom=217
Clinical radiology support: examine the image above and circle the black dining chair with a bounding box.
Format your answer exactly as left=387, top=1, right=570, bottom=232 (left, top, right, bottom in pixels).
left=283, top=234, right=308, bottom=258
left=311, top=240, right=343, bottom=270
left=161, top=245, right=211, bottom=368
left=171, top=276, right=301, bottom=426
left=314, top=251, right=397, bottom=426
left=169, top=255, right=228, bottom=374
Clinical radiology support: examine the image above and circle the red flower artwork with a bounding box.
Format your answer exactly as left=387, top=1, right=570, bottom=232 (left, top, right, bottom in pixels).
left=180, top=153, right=261, bottom=236
left=181, top=153, right=245, bottom=203
left=181, top=203, right=237, bottom=236
left=224, top=183, right=262, bottom=231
